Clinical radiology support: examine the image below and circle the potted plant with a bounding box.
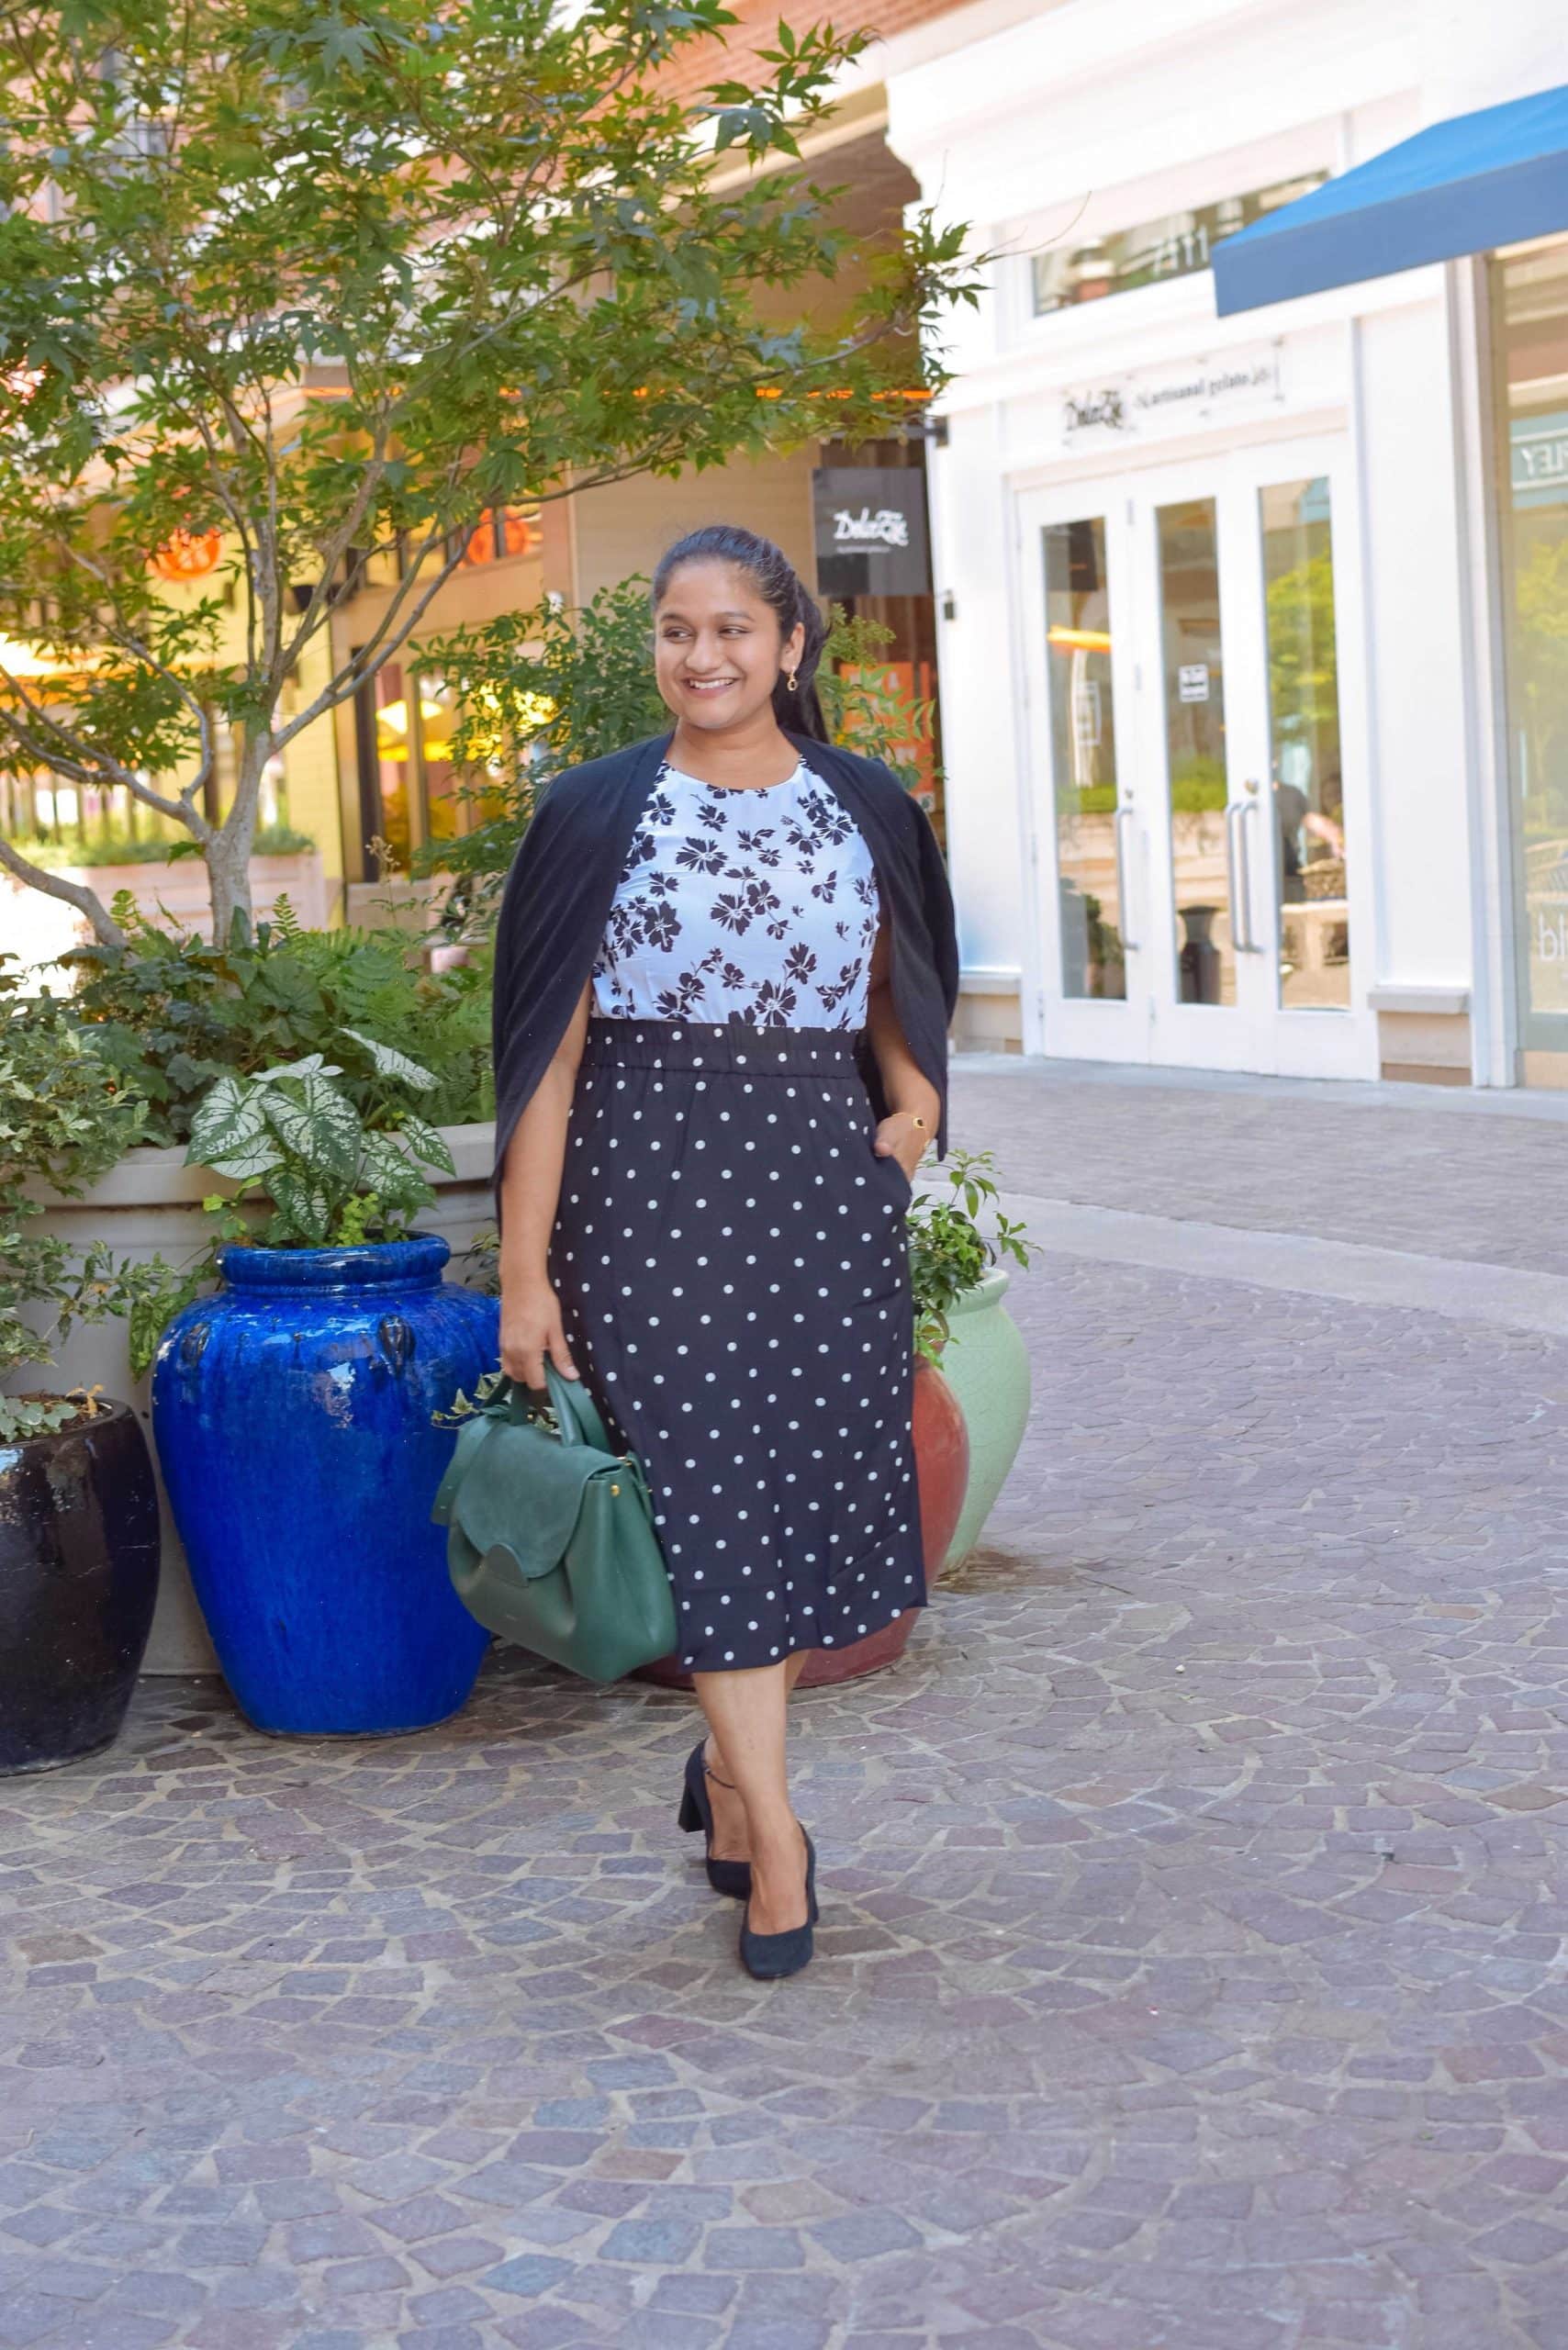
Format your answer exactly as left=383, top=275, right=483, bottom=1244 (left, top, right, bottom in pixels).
left=0, top=976, right=161, bottom=1773
left=907, top=1148, right=1035, bottom=1575
left=151, top=1034, right=498, bottom=1737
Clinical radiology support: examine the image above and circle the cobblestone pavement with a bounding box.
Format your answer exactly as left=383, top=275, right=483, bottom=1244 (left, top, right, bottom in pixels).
left=4, top=1063, right=1568, bottom=2347
left=949, top=1054, right=1568, bottom=1274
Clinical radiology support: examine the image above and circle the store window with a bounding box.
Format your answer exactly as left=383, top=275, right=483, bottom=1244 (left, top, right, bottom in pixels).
left=1031, top=174, right=1326, bottom=316
left=353, top=658, right=412, bottom=870
left=1493, top=237, right=1568, bottom=1046
left=416, top=671, right=463, bottom=842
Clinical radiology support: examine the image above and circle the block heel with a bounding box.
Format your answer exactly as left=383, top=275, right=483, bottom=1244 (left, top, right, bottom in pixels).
left=678, top=1741, right=752, bottom=1901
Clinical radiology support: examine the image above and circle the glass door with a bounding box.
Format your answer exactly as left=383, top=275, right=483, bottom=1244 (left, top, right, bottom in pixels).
left=1018, top=487, right=1149, bottom=1061
left=1019, top=437, right=1374, bottom=1079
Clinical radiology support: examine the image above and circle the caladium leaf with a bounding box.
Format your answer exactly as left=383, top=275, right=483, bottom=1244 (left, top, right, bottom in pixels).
left=253, top=1053, right=342, bottom=1083
left=360, top=1131, right=435, bottom=1212
left=261, top=1073, right=362, bottom=1185
left=267, top=1167, right=330, bottom=1247
left=396, top=1112, right=456, bottom=1175
left=186, top=1073, right=267, bottom=1169
left=339, top=1027, right=438, bottom=1092
left=204, top=1132, right=285, bottom=1183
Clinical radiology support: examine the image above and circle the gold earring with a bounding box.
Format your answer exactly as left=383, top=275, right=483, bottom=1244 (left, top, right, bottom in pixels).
left=786, top=669, right=800, bottom=693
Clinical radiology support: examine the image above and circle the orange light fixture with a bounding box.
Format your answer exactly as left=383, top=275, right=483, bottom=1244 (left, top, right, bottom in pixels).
left=1047, top=625, right=1113, bottom=654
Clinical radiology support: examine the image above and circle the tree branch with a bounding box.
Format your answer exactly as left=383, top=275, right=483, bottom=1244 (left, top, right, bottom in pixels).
left=0, top=666, right=212, bottom=834
left=0, top=835, right=123, bottom=948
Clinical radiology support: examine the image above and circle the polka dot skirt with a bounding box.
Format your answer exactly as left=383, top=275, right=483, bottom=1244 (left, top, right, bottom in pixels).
left=548, top=1017, right=926, bottom=1673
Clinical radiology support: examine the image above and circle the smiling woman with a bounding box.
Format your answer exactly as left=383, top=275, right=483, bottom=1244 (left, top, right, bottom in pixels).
left=485, top=520, right=958, bottom=1982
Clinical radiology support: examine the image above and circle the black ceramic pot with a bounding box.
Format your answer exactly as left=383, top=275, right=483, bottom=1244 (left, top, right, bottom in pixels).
left=0, top=1400, right=160, bottom=1774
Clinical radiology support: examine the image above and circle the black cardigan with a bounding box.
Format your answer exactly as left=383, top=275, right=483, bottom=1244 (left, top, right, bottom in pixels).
left=489, top=728, right=960, bottom=1214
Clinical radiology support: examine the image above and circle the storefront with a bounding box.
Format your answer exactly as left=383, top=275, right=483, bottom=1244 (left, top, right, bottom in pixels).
left=884, top=0, right=1568, bottom=1084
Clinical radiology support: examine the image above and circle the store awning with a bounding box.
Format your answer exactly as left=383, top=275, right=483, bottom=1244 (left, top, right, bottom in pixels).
left=1213, top=82, right=1568, bottom=317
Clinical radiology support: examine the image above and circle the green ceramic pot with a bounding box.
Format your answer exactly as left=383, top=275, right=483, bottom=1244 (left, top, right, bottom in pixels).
left=932, top=1265, right=1031, bottom=1574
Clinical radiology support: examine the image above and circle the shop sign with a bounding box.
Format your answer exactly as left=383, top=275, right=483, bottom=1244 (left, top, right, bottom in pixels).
left=1178, top=665, right=1210, bottom=703
left=1511, top=412, right=1568, bottom=509
left=1061, top=347, right=1283, bottom=443
left=812, top=466, right=931, bottom=598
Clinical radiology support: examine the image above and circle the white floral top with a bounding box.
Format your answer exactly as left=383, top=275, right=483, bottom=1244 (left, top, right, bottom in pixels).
left=589, top=758, right=880, bottom=1028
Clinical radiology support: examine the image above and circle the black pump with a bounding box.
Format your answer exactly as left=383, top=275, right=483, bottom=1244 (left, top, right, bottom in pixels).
left=677, top=1740, right=752, bottom=1901
left=739, top=1826, right=818, bottom=1982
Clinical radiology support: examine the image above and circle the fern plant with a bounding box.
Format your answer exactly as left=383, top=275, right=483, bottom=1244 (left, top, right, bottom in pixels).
left=186, top=1032, right=456, bottom=1249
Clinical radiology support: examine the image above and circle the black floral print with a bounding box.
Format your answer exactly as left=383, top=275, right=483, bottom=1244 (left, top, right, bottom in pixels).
left=590, top=758, right=879, bottom=1030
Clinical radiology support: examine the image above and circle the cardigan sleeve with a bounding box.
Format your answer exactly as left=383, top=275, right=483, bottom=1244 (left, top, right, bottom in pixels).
left=488, top=775, right=579, bottom=1217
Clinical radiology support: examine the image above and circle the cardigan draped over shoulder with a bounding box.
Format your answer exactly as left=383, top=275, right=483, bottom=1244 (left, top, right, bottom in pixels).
left=489, top=728, right=960, bottom=1215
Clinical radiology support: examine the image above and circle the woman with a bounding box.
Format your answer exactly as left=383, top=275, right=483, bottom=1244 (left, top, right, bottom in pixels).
left=490, top=523, right=958, bottom=1980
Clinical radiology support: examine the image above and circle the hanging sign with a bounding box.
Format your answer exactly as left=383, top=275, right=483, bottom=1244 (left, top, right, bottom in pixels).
left=812, top=467, right=932, bottom=598
left=1061, top=346, right=1284, bottom=444
left=1178, top=665, right=1211, bottom=702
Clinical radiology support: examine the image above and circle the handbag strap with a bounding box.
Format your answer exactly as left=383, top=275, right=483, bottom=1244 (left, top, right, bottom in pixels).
left=496, top=1361, right=618, bottom=1458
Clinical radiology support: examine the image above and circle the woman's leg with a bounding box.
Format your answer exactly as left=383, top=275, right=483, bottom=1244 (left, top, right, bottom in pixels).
left=693, top=1661, right=811, bottom=1936
left=699, top=1651, right=812, bottom=1866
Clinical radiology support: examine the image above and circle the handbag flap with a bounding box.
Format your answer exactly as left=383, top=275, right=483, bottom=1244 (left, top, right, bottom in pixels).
left=449, top=1418, right=618, bottom=1581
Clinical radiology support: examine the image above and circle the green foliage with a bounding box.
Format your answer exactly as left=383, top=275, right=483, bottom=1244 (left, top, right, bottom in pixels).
left=185, top=1046, right=455, bottom=1250
left=414, top=580, right=941, bottom=918
left=0, top=0, right=977, bottom=938
left=0, top=957, right=171, bottom=1436
left=905, top=1147, right=1035, bottom=1366
left=1169, top=758, right=1229, bottom=812
left=817, top=605, right=939, bottom=796
left=62, top=907, right=492, bottom=1147
left=411, top=578, right=669, bottom=912
left=1265, top=550, right=1340, bottom=749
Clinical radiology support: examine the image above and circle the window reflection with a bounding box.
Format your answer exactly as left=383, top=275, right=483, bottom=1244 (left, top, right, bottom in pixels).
left=1260, top=477, right=1350, bottom=1010
left=1495, top=238, right=1568, bottom=1041
left=1157, top=498, right=1233, bottom=1005
left=418, top=671, right=463, bottom=842
left=365, top=661, right=411, bottom=869
left=1043, top=519, right=1126, bottom=999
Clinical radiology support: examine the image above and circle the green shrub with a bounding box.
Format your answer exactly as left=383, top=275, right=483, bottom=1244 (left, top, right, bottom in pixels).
left=63, top=904, right=492, bottom=1148
left=0, top=962, right=168, bottom=1436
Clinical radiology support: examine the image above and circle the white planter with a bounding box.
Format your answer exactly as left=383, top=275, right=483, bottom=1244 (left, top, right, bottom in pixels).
left=12, top=1122, right=498, bottom=1674
left=6, top=855, right=330, bottom=972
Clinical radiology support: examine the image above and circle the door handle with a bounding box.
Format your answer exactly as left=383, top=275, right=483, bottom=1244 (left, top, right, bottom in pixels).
left=1114, top=805, right=1139, bottom=952
left=1226, top=800, right=1262, bottom=954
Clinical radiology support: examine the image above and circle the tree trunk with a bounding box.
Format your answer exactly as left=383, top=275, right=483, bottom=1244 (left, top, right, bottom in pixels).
left=207, top=730, right=273, bottom=945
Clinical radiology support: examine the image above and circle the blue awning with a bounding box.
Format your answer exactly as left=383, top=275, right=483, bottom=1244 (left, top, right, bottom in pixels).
left=1213, top=83, right=1568, bottom=318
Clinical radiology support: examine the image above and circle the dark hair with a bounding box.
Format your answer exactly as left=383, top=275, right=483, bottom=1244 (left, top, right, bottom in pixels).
left=651, top=523, right=831, bottom=744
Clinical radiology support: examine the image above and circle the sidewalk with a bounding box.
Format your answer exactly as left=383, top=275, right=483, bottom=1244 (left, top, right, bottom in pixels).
left=2, top=1058, right=1566, bottom=2349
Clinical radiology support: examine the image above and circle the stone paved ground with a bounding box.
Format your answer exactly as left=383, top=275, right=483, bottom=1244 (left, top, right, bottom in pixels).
left=4, top=1060, right=1568, bottom=2348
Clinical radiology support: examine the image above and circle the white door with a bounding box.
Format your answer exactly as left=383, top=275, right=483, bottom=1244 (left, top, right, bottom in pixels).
left=1017, top=438, right=1375, bottom=1080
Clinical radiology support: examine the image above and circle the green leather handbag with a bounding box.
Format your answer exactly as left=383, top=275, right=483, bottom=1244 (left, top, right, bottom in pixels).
left=431, top=1364, right=678, bottom=1684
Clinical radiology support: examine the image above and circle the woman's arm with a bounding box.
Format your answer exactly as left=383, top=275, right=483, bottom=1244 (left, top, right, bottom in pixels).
left=497, top=976, right=593, bottom=1389
left=864, top=914, right=941, bottom=1181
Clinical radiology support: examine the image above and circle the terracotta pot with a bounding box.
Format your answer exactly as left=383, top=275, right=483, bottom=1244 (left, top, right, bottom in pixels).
left=636, top=1352, right=969, bottom=1691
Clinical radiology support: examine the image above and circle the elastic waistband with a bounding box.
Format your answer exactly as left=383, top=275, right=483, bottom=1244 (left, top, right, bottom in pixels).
left=580, top=1015, right=864, bottom=1077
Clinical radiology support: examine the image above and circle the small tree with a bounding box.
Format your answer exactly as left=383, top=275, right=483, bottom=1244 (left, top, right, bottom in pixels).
left=0, top=0, right=972, bottom=947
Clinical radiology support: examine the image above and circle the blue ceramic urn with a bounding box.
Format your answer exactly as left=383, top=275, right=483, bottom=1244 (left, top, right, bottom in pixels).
left=152, top=1235, right=497, bottom=1737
